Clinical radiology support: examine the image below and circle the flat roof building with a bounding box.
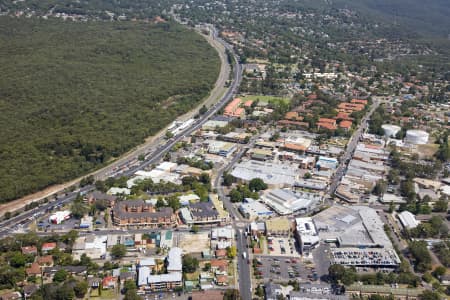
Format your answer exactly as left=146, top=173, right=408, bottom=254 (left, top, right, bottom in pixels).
left=261, top=189, right=321, bottom=215
left=231, top=160, right=299, bottom=187
left=295, top=217, right=320, bottom=253
left=397, top=211, right=420, bottom=229
left=239, top=198, right=273, bottom=219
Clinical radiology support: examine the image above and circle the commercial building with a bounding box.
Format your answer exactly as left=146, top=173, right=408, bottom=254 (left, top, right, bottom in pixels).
left=312, top=206, right=400, bottom=270
left=72, top=235, right=107, bottom=260
left=261, top=189, right=321, bottom=215
left=207, top=140, right=237, bottom=157
left=48, top=210, right=71, bottom=224
left=231, top=160, right=299, bottom=187
left=112, top=200, right=177, bottom=228
left=239, top=198, right=273, bottom=219
left=397, top=211, right=420, bottom=229
left=295, top=217, right=320, bottom=253
left=180, top=198, right=229, bottom=226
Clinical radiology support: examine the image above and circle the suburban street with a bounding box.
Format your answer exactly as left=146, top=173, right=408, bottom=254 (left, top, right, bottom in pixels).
left=328, top=99, right=381, bottom=195
left=236, top=230, right=252, bottom=300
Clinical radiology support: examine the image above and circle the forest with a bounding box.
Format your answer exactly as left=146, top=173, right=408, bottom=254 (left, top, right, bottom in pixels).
left=0, top=17, right=220, bottom=202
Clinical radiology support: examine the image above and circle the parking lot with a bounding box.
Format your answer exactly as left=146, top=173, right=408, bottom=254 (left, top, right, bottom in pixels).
left=253, top=256, right=316, bottom=282
left=267, top=237, right=300, bottom=257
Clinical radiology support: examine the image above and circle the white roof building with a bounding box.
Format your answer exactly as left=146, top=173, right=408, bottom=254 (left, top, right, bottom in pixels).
left=107, top=187, right=131, bottom=195
left=261, top=189, right=321, bottom=215
left=231, top=160, right=299, bottom=186
left=397, top=211, right=420, bottom=229
left=167, top=247, right=182, bottom=272
left=239, top=198, right=273, bottom=219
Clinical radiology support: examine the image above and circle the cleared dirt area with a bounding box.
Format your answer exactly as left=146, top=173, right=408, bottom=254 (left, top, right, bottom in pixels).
left=179, top=232, right=210, bottom=253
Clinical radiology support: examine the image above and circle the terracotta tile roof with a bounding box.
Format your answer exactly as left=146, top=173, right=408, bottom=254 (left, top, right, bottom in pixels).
left=244, top=100, right=253, bottom=107
left=210, top=259, right=228, bottom=268
left=102, top=276, right=118, bottom=287
left=41, top=242, right=57, bottom=251
left=283, top=143, right=307, bottom=152
left=317, top=122, right=337, bottom=130
left=339, top=120, right=353, bottom=129
left=318, top=118, right=336, bottom=125
left=22, top=246, right=37, bottom=255
left=336, top=112, right=353, bottom=120
left=215, top=249, right=227, bottom=257
left=277, top=120, right=309, bottom=128
left=26, top=262, right=41, bottom=276
left=37, top=255, right=53, bottom=266
left=351, top=99, right=368, bottom=105
left=216, top=274, right=228, bottom=283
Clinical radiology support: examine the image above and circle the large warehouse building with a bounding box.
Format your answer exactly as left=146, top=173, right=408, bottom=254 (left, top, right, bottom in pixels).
left=309, top=206, right=400, bottom=271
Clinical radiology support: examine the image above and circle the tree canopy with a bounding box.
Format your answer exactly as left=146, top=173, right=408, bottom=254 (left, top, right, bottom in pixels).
left=0, top=17, right=219, bottom=202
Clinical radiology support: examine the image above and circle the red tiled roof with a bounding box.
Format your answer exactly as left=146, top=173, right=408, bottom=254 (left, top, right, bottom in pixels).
left=243, top=100, right=253, bottom=107
left=37, top=255, right=53, bottom=266
left=318, top=118, right=336, bottom=125
left=351, top=99, right=368, bottom=105
left=22, top=246, right=37, bottom=255
left=42, top=242, right=57, bottom=251
left=102, top=276, right=117, bottom=287
left=317, top=122, right=337, bottom=130
left=26, top=262, right=41, bottom=276
left=215, top=249, right=227, bottom=257
left=339, top=120, right=352, bottom=129
left=277, top=120, right=309, bottom=128
left=210, top=259, right=228, bottom=268
left=283, top=143, right=307, bottom=152
left=216, top=275, right=228, bottom=283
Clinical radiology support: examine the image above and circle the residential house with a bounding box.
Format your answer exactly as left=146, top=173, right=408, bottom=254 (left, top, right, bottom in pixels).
left=21, top=246, right=37, bottom=255
left=102, top=276, right=118, bottom=289
left=26, top=262, right=41, bottom=277
left=37, top=255, right=54, bottom=267
left=41, top=242, right=57, bottom=254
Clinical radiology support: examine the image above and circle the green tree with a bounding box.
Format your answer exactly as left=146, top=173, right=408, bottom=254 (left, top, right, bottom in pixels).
left=74, top=280, right=88, bottom=298
left=419, top=290, right=440, bottom=300
left=373, top=180, right=387, bottom=196
left=434, top=199, right=448, bottom=212
left=124, top=290, right=142, bottom=300
left=71, top=200, right=87, bottom=219
left=227, top=246, right=237, bottom=258
left=190, top=225, right=199, bottom=234
left=111, top=244, right=127, bottom=258
left=182, top=255, right=199, bottom=273
left=249, top=178, right=268, bottom=192
left=9, top=252, right=28, bottom=268
left=53, top=269, right=68, bottom=283
left=229, top=189, right=243, bottom=203
left=222, top=173, right=235, bottom=187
